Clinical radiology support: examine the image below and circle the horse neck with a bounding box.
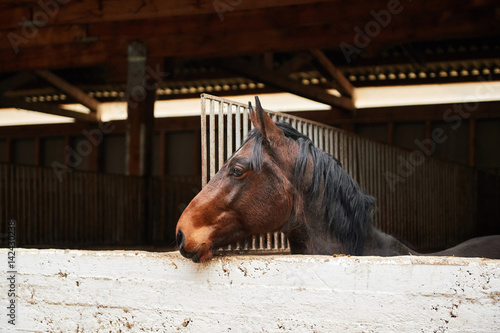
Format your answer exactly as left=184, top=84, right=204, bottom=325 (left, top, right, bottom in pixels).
left=284, top=195, right=362, bottom=255
left=285, top=195, right=415, bottom=256
left=285, top=209, right=345, bottom=255
left=363, top=227, right=417, bottom=256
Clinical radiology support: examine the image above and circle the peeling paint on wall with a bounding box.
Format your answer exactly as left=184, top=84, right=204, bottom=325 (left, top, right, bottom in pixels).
left=0, top=249, right=499, bottom=332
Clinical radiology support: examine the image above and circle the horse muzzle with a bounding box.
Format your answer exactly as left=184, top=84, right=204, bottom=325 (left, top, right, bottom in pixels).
left=176, top=229, right=213, bottom=263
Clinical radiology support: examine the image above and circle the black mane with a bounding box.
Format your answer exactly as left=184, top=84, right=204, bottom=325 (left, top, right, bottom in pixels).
left=243, top=121, right=377, bottom=255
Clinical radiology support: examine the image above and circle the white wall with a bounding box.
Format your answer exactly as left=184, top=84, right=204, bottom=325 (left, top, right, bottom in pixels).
left=1, top=249, right=499, bottom=332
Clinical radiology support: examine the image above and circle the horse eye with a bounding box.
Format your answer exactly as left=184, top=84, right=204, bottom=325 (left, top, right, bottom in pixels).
left=231, top=166, right=244, bottom=177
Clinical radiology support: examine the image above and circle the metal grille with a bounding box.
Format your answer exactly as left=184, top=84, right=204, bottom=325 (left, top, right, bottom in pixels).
left=201, top=94, right=478, bottom=253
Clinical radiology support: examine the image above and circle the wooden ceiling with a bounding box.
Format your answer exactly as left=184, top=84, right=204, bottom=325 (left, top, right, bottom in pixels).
left=1, top=0, right=498, bottom=71
left=0, top=0, right=499, bottom=117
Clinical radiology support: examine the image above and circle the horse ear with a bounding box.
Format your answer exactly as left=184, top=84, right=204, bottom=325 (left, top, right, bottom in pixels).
left=249, top=96, right=284, bottom=142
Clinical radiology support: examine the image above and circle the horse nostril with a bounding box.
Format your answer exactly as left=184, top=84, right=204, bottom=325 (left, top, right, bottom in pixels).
left=176, top=230, right=185, bottom=248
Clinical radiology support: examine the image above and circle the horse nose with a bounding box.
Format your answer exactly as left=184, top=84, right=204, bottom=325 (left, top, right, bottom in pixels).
left=176, top=229, right=185, bottom=249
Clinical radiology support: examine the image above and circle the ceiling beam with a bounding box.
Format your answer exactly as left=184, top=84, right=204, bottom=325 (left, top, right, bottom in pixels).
left=219, top=58, right=355, bottom=112
left=276, top=52, right=313, bottom=76
left=1, top=1, right=499, bottom=72
left=0, top=117, right=202, bottom=138
left=286, top=101, right=500, bottom=124
left=310, top=49, right=354, bottom=97
left=0, top=71, right=35, bottom=95
left=0, top=98, right=99, bottom=123
left=0, top=0, right=333, bottom=29
left=34, top=69, right=101, bottom=118
left=2, top=1, right=491, bottom=52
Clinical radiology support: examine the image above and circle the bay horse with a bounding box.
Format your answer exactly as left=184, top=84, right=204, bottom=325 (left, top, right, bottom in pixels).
left=176, top=97, right=500, bottom=262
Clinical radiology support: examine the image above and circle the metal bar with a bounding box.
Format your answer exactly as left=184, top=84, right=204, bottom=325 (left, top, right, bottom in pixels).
left=196, top=94, right=483, bottom=254
left=209, top=99, right=216, bottom=181
left=218, top=101, right=224, bottom=171
left=227, top=103, right=233, bottom=161
left=201, top=95, right=208, bottom=187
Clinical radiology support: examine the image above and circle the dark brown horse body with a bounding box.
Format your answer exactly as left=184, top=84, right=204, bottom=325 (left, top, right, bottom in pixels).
left=176, top=97, right=500, bottom=262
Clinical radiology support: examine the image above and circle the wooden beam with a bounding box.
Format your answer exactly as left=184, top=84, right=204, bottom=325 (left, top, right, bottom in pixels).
left=1, top=1, right=499, bottom=71
left=0, top=98, right=99, bottom=123
left=219, top=58, right=355, bottom=112
left=124, top=41, right=157, bottom=245
left=276, top=52, right=312, bottom=75
left=0, top=38, right=126, bottom=72
left=125, top=41, right=157, bottom=177
left=1, top=0, right=497, bottom=30
left=35, top=69, right=101, bottom=117
left=310, top=49, right=354, bottom=97
left=0, top=121, right=126, bottom=138
left=286, top=101, right=500, bottom=124
left=263, top=53, right=274, bottom=70
left=0, top=0, right=333, bottom=29
left=0, top=24, right=88, bottom=51
left=0, top=116, right=201, bottom=139
left=0, top=71, right=35, bottom=95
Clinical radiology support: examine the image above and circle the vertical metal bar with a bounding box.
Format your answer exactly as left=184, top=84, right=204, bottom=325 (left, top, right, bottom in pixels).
left=209, top=99, right=216, bottom=181
left=218, top=101, right=224, bottom=171
left=235, top=105, right=241, bottom=148
left=324, top=129, right=329, bottom=155
left=227, top=103, right=233, bottom=161
left=201, top=95, right=208, bottom=187
left=243, top=105, right=249, bottom=138
left=317, top=126, right=323, bottom=150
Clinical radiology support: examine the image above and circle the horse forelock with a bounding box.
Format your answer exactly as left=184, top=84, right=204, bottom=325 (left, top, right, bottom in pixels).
left=242, top=121, right=376, bottom=255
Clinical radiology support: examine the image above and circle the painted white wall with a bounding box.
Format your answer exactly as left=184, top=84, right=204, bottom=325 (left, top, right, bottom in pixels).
left=1, top=249, right=499, bottom=332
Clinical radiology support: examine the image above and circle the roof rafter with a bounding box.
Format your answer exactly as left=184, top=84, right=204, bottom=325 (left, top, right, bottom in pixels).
left=0, top=71, right=35, bottom=95
left=218, top=57, right=355, bottom=113
left=0, top=98, right=99, bottom=123
left=34, top=70, right=101, bottom=118
left=310, top=49, right=354, bottom=98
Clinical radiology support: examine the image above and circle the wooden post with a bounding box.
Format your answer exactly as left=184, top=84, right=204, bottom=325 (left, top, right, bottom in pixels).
left=125, top=41, right=157, bottom=177
left=387, top=122, right=394, bottom=145
left=87, top=130, right=100, bottom=172
left=125, top=41, right=158, bottom=245
left=425, top=121, right=432, bottom=155
left=34, top=137, right=41, bottom=166
left=6, top=138, right=13, bottom=163
left=159, top=130, right=166, bottom=178
left=469, top=119, right=476, bottom=167
left=64, top=136, right=71, bottom=167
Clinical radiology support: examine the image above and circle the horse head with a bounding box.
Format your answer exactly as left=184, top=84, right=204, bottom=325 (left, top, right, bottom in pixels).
left=175, top=97, right=298, bottom=262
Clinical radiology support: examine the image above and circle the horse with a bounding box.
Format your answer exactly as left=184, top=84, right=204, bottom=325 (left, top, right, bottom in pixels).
left=175, top=97, right=500, bottom=263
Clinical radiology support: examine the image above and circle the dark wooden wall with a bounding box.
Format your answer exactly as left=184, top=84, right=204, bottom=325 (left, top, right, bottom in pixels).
left=0, top=117, right=201, bottom=177
left=1, top=101, right=500, bottom=248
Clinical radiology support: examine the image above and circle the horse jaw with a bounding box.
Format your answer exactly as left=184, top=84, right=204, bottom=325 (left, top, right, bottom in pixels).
left=175, top=194, right=218, bottom=262
left=176, top=186, right=247, bottom=263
